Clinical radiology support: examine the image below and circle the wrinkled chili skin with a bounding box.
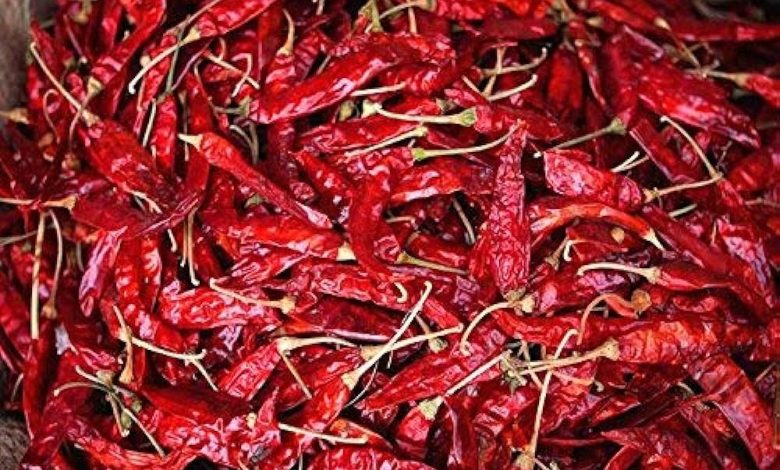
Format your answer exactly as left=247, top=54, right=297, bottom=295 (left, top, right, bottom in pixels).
left=3, top=1, right=780, bottom=469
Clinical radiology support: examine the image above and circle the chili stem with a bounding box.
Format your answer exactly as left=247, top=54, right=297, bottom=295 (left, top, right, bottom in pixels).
left=128, top=28, right=201, bottom=94
left=351, top=83, right=406, bottom=97
left=41, top=212, right=63, bottom=319
left=277, top=9, right=296, bottom=56
left=29, top=43, right=97, bottom=125
left=30, top=214, right=47, bottom=340
left=703, top=69, right=748, bottom=87
left=276, top=336, right=357, bottom=353
left=577, top=261, right=660, bottom=283
left=523, top=329, right=578, bottom=470
left=460, top=301, right=511, bottom=355
left=452, top=199, right=476, bottom=245
left=363, top=101, right=477, bottom=127
left=577, top=293, right=632, bottom=346
left=446, top=351, right=510, bottom=396
left=660, top=116, right=720, bottom=179
left=482, top=48, right=548, bottom=76
left=396, top=251, right=467, bottom=275
left=536, top=117, right=625, bottom=157
left=562, top=239, right=585, bottom=262
left=280, top=352, right=312, bottom=399
left=0, top=108, right=29, bottom=124
left=278, top=422, right=368, bottom=445
left=209, top=279, right=296, bottom=314
left=344, top=126, right=428, bottom=157
left=610, top=151, right=649, bottom=173
left=0, top=231, right=37, bottom=247
left=185, top=211, right=200, bottom=286
left=128, top=337, right=206, bottom=362
left=377, top=0, right=434, bottom=22
left=142, top=99, right=158, bottom=148
left=413, top=125, right=517, bottom=161
left=0, top=197, right=34, bottom=206
left=644, top=173, right=722, bottom=202
left=393, top=282, right=409, bottom=303
left=413, top=316, right=447, bottom=353
left=164, top=22, right=188, bottom=93
left=515, top=341, right=542, bottom=388
left=343, top=281, right=433, bottom=388
left=337, top=244, right=356, bottom=261
left=482, top=47, right=505, bottom=96
left=112, top=307, right=135, bottom=384
left=668, top=203, right=698, bottom=218
left=361, top=325, right=462, bottom=360
left=204, top=53, right=260, bottom=90
left=487, top=74, right=538, bottom=102
left=122, top=408, right=166, bottom=456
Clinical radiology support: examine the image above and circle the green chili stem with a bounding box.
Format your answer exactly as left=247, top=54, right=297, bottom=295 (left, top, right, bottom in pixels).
left=413, top=125, right=517, bottom=161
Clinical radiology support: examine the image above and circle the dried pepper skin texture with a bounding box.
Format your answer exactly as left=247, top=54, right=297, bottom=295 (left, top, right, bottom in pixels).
left=484, top=128, right=531, bottom=297
left=3, top=0, right=779, bottom=469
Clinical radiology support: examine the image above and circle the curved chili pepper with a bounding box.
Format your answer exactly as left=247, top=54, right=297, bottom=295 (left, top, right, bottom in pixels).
left=179, top=132, right=331, bottom=229
left=543, top=150, right=644, bottom=212
left=257, top=378, right=352, bottom=470
left=636, top=59, right=760, bottom=148
left=347, top=148, right=411, bottom=280
left=667, top=17, right=780, bottom=42
left=251, top=33, right=453, bottom=123
left=529, top=197, right=662, bottom=250
left=309, top=446, right=435, bottom=470
left=602, top=418, right=719, bottom=470
left=158, top=284, right=281, bottom=330
left=686, top=355, right=778, bottom=469
left=678, top=401, right=746, bottom=470
left=79, top=230, right=123, bottom=315
left=80, top=120, right=179, bottom=211
left=200, top=211, right=346, bottom=259
left=482, top=128, right=530, bottom=297
left=496, top=312, right=757, bottom=363
left=142, top=384, right=280, bottom=467
left=88, top=0, right=165, bottom=94
left=362, top=322, right=505, bottom=410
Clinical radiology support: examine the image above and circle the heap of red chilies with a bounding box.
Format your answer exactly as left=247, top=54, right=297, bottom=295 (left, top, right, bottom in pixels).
left=0, top=0, right=779, bottom=468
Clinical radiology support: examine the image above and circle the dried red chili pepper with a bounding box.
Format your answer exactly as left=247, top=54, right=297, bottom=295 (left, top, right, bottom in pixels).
left=687, top=355, right=778, bottom=469
left=250, top=33, right=453, bottom=123
left=3, top=1, right=779, bottom=468
left=179, top=132, right=331, bottom=229
left=602, top=417, right=719, bottom=470
left=309, top=446, right=436, bottom=470
left=543, top=150, right=645, bottom=211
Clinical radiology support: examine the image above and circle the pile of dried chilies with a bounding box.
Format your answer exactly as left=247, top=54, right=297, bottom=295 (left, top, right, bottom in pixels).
left=0, top=0, right=779, bottom=468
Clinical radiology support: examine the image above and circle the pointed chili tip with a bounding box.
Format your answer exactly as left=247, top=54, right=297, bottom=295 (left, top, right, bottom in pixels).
left=586, top=16, right=604, bottom=28
left=278, top=9, right=296, bottom=56
left=643, top=230, right=664, bottom=251
left=337, top=243, right=356, bottom=261
left=178, top=133, right=203, bottom=149
left=418, top=396, right=443, bottom=420
left=653, top=17, right=671, bottom=31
